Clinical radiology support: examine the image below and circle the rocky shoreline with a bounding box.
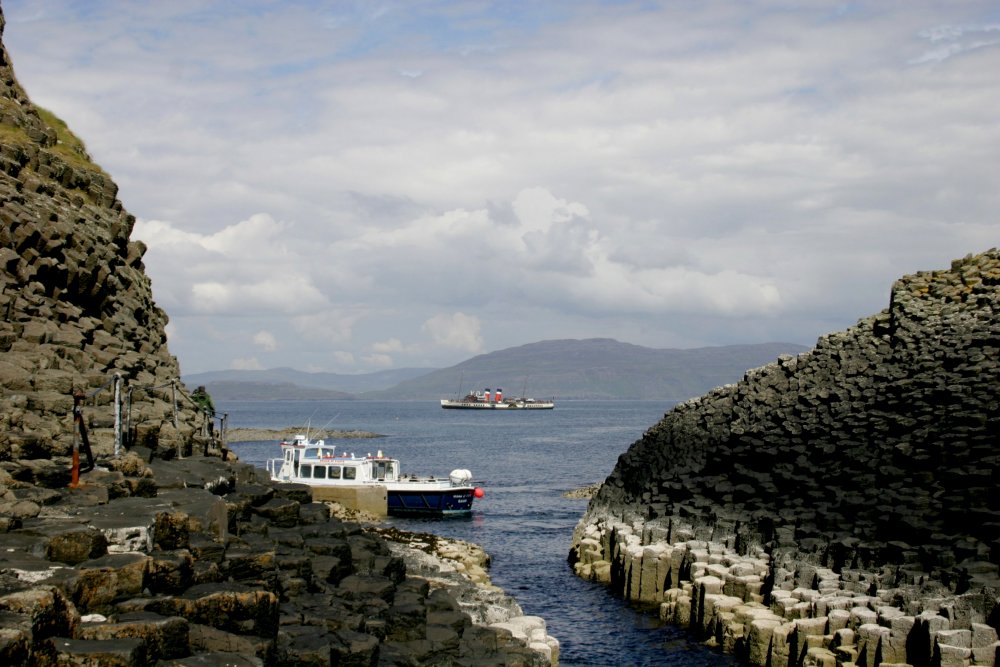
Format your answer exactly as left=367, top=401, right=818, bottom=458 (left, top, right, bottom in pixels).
left=0, top=444, right=559, bottom=665
left=225, top=427, right=384, bottom=443
left=572, top=518, right=998, bottom=667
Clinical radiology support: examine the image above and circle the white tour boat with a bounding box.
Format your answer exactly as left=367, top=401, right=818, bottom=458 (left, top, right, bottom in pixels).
left=266, top=435, right=482, bottom=516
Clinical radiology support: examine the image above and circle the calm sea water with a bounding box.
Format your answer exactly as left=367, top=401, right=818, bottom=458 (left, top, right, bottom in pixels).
left=222, top=399, right=735, bottom=667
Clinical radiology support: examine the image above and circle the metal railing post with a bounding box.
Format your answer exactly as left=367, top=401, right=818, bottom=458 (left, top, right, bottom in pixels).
left=113, top=373, right=122, bottom=457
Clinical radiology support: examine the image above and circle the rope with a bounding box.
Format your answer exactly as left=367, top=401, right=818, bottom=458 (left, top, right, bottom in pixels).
left=131, top=380, right=175, bottom=392
left=85, top=373, right=119, bottom=399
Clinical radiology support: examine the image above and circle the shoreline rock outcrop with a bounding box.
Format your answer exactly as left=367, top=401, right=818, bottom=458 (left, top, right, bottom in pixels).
left=1, top=450, right=557, bottom=665
left=570, top=249, right=1000, bottom=667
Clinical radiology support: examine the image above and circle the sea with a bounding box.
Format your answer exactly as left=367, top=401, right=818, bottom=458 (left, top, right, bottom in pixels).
left=221, top=399, right=736, bottom=667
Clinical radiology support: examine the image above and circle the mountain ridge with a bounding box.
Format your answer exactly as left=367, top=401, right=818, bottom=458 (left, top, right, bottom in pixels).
left=186, top=338, right=810, bottom=401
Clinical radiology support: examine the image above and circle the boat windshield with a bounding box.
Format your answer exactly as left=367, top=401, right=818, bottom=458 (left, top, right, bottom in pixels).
left=302, top=447, right=336, bottom=459
left=370, top=460, right=396, bottom=481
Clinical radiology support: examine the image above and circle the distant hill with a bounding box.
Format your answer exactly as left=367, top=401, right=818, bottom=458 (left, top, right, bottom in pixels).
left=183, top=366, right=434, bottom=396
left=191, top=381, right=355, bottom=401
left=185, top=339, right=810, bottom=402
left=365, top=339, right=810, bottom=401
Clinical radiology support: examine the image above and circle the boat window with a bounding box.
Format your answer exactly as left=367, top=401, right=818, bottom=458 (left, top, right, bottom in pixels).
left=371, top=461, right=395, bottom=481
left=329, top=466, right=341, bottom=479
left=314, top=466, right=327, bottom=479
left=344, top=467, right=357, bottom=480
left=300, top=464, right=312, bottom=478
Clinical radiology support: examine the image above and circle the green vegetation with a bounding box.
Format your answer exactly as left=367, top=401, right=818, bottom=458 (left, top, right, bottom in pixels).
left=35, top=106, right=106, bottom=174
left=0, top=98, right=106, bottom=176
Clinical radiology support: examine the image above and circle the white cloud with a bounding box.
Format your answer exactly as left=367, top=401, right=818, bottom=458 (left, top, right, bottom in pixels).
left=423, top=313, right=484, bottom=353
left=292, top=311, right=358, bottom=345
left=910, top=23, right=1000, bottom=63
left=4, top=1, right=999, bottom=373
left=371, top=338, right=404, bottom=354
left=189, top=276, right=325, bottom=315
left=512, top=187, right=589, bottom=233
left=253, top=330, right=278, bottom=352
left=134, top=215, right=326, bottom=316
left=362, top=353, right=394, bottom=368
left=200, top=213, right=288, bottom=256
left=332, top=350, right=356, bottom=366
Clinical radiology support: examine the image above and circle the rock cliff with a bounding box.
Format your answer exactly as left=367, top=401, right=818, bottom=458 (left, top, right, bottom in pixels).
left=0, top=9, right=206, bottom=461
left=570, top=249, right=1000, bottom=667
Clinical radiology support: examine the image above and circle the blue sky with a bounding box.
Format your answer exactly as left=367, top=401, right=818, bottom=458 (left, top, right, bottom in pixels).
left=3, top=1, right=999, bottom=374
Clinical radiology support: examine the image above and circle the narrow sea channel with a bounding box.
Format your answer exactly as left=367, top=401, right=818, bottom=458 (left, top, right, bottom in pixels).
left=224, top=399, right=736, bottom=666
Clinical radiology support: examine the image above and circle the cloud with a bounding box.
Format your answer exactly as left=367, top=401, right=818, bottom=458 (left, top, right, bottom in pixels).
left=362, top=353, right=394, bottom=368
left=253, top=330, right=278, bottom=351
left=512, top=187, right=589, bottom=233
left=189, top=276, right=325, bottom=315
left=134, top=215, right=326, bottom=316
left=4, top=0, right=999, bottom=374
left=291, top=311, right=358, bottom=345
left=910, top=23, right=1000, bottom=64
left=423, top=313, right=484, bottom=353
left=371, top=338, right=404, bottom=354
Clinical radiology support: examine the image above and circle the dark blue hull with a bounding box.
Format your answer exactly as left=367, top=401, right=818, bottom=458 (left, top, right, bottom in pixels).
left=387, top=487, right=475, bottom=516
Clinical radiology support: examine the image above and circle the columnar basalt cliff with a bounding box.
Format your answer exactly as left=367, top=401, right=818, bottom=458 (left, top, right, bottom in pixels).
left=0, top=8, right=557, bottom=665
left=0, top=12, right=204, bottom=459
left=571, top=249, right=1000, bottom=667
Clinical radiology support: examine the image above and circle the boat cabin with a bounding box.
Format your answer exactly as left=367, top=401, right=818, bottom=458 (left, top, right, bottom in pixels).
left=268, top=436, right=400, bottom=485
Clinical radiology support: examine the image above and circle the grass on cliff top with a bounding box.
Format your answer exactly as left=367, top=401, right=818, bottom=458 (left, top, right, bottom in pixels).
left=0, top=99, right=106, bottom=176
left=36, top=106, right=105, bottom=173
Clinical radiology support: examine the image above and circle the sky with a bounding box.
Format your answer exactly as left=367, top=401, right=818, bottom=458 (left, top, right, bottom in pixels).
left=3, top=1, right=999, bottom=375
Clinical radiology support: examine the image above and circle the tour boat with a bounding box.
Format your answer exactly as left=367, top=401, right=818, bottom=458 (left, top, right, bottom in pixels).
left=266, top=435, right=482, bottom=516
left=440, top=387, right=555, bottom=410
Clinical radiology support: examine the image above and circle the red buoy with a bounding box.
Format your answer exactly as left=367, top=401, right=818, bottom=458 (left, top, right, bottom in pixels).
left=474, top=487, right=485, bottom=498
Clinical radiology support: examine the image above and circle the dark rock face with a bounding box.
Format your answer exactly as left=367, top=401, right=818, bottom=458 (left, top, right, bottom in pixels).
left=571, top=249, right=1000, bottom=666
left=0, top=454, right=551, bottom=666
left=0, top=8, right=207, bottom=461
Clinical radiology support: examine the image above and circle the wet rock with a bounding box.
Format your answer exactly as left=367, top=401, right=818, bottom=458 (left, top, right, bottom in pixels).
left=70, top=552, right=149, bottom=613
left=46, top=636, right=148, bottom=666
left=23, top=520, right=109, bottom=565
left=75, top=611, right=188, bottom=661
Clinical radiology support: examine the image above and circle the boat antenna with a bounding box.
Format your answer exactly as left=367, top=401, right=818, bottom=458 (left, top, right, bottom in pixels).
left=456, top=371, right=464, bottom=399
left=318, top=414, right=340, bottom=436
left=303, top=407, right=320, bottom=439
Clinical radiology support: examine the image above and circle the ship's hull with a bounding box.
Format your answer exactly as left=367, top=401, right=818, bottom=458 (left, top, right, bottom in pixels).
left=386, top=485, right=475, bottom=516
left=440, top=399, right=554, bottom=410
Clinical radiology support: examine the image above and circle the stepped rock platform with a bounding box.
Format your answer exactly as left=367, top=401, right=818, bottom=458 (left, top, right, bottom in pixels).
left=0, top=448, right=558, bottom=666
